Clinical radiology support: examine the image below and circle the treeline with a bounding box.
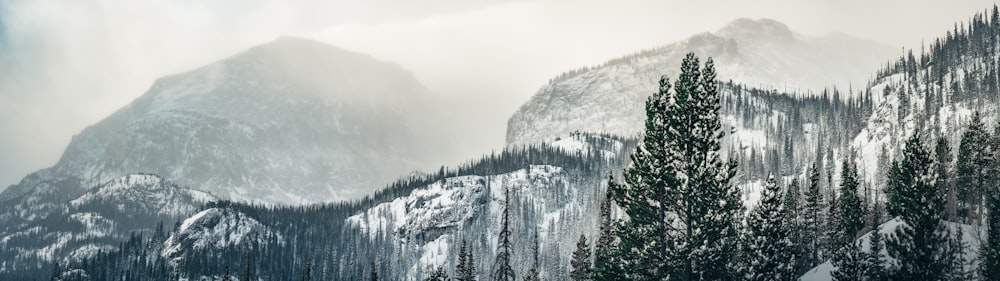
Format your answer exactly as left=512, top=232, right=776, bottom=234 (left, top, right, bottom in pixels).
left=47, top=133, right=635, bottom=280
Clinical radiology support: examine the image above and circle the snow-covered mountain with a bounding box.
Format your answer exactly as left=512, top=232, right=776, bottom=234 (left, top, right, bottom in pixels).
left=0, top=36, right=445, bottom=206
left=162, top=207, right=283, bottom=263
left=0, top=174, right=213, bottom=278
left=506, top=18, right=894, bottom=146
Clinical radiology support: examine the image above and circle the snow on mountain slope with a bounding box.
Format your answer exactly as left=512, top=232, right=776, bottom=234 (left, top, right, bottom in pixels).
left=800, top=219, right=980, bottom=280
left=162, top=207, right=282, bottom=262
left=70, top=174, right=214, bottom=217
left=506, top=18, right=894, bottom=146
left=0, top=36, right=444, bottom=206
left=0, top=174, right=212, bottom=275
left=347, top=164, right=606, bottom=280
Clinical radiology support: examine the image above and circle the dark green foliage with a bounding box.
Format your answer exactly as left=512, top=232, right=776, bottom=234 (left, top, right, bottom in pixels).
left=300, top=258, right=311, bottom=281
left=865, top=203, right=887, bottom=281
left=455, top=240, right=476, bottom=281
left=831, top=240, right=866, bottom=281
left=570, top=234, right=592, bottom=281
left=886, top=132, right=950, bottom=280
left=803, top=163, right=825, bottom=267
left=934, top=137, right=957, bottom=221
left=743, top=173, right=795, bottom=281
left=369, top=260, right=378, bottom=281
left=956, top=112, right=990, bottom=224
left=491, top=188, right=515, bottom=281
left=423, top=266, right=448, bottom=281
left=983, top=192, right=1000, bottom=280
left=593, top=180, right=621, bottom=280
left=606, top=53, right=741, bottom=281
left=835, top=159, right=865, bottom=246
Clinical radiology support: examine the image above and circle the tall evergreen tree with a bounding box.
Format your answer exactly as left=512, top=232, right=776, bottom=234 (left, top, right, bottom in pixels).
left=803, top=163, right=825, bottom=266
left=524, top=231, right=540, bottom=281
left=948, top=224, right=973, bottom=281
left=491, top=187, right=515, bottom=281
left=300, top=258, right=312, bottom=281
left=835, top=159, right=865, bottom=246
left=956, top=112, right=990, bottom=223
left=607, top=53, right=741, bottom=281
left=743, top=173, right=795, bottom=281
left=983, top=191, right=1000, bottom=280
left=570, top=234, right=593, bottom=281
left=593, top=179, right=621, bottom=280
left=369, top=259, right=378, bottom=281
left=455, top=239, right=476, bottom=281
left=864, top=200, right=887, bottom=281
left=934, top=137, right=957, bottom=221
left=782, top=178, right=807, bottom=274
left=831, top=240, right=866, bottom=281
left=885, top=132, right=950, bottom=280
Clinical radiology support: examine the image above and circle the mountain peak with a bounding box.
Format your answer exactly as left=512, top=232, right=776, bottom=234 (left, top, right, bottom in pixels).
left=716, top=18, right=794, bottom=40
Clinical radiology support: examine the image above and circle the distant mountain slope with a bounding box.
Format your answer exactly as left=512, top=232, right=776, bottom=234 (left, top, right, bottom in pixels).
left=506, top=18, right=894, bottom=146
left=1, top=36, right=444, bottom=205
left=0, top=174, right=212, bottom=279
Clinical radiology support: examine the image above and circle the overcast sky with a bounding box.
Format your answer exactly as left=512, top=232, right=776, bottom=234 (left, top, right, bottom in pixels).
left=0, top=0, right=995, bottom=190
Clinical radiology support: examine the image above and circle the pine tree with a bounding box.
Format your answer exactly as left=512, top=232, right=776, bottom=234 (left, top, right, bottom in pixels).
left=886, top=132, right=950, bottom=280
left=934, top=137, right=957, bottom=221
left=223, top=265, right=232, bottom=281
left=607, top=53, right=741, bottom=281
left=835, top=159, right=865, bottom=246
left=864, top=201, right=886, bottom=281
left=956, top=112, right=990, bottom=223
left=743, top=173, right=795, bottom=281
left=491, top=187, right=515, bottom=281
left=455, top=239, right=476, bottom=281
left=241, top=247, right=254, bottom=281
left=593, top=179, right=621, bottom=280
left=524, top=231, right=540, bottom=281
left=782, top=178, right=806, bottom=274
left=983, top=191, right=1000, bottom=279
left=423, top=266, right=448, bottom=281
left=803, top=163, right=825, bottom=267
left=986, top=121, right=1000, bottom=280
left=570, top=234, right=593, bottom=281
left=369, top=259, right=378, bottom=281
left=948, top=225, right=973, bottom=281
left=831, top=240, right=866, bottom=281
left=300, top=258, right=312, bottom=281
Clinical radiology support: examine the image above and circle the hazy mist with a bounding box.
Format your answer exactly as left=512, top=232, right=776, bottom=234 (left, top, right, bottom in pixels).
left=0, top=0, right=995, bottom=190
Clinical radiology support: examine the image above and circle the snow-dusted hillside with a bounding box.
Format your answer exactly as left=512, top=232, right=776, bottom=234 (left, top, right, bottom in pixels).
left=0, top=174, right=213, bottom=276
left=0, top=36, right=443, bottom=206
left=162, top=207, right=283, bottom=263
left=347, top=164, right=605, bottom=280
left=506, top=18, right=894, bottom=146
left=800, top=219, right=981, bottom=280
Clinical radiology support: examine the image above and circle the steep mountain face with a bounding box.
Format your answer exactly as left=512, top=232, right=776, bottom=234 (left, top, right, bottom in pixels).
left=506, top=18, right=894, bottom=146
left=0, top=36, right=443, bottom=206
left=0, top=174, right=212, bottom=279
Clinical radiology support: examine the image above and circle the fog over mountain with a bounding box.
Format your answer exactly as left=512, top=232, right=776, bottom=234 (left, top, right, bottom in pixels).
left=0, top=0, right=992, bottom=192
